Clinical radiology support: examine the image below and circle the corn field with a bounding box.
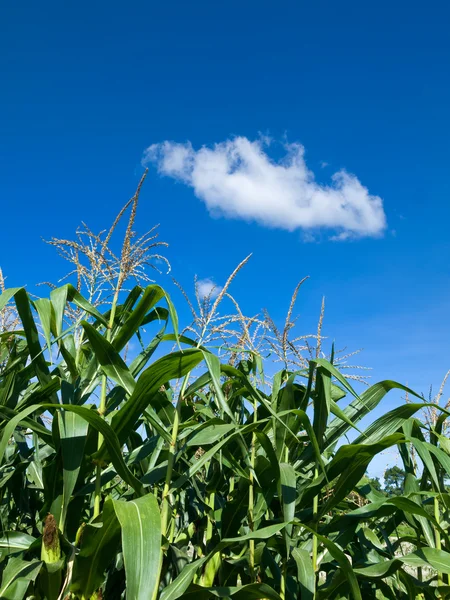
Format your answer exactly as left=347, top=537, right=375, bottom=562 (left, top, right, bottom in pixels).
left=1, top=180, right=450, bottom=600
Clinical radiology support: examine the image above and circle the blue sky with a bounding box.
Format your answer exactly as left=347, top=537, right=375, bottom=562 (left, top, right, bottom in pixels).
left=1, top=0, right=450, bottom=476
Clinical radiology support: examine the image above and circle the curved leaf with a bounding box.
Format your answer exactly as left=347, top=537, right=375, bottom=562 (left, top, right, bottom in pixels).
left=113, top=493, right=161, bottom=600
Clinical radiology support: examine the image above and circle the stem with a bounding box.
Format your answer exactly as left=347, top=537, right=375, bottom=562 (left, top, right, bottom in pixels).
left=75, top=328, right=86, bottom=370
left=435, top=495, right=443, bottom=586
left=153, top=375, right=190, bottom=600
left=160, top=377, right=188, bottom=534
left=248, top=396, right=257, bottom=581
left=280, top=564, right=286, bottom=599
left=93, top=463, right=103, bottom=518
left=248, top=462, right=255, bottom=579
left=312, top=466, right=319, bottom=573
left=206, top=491, right=215, bottom=546
left=93, top=288, right=120, bottom=518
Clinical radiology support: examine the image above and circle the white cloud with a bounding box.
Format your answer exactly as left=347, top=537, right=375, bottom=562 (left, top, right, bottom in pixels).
left=143, top=136, right=387, bottom=239
left=197, top=278, right=222, bottom=300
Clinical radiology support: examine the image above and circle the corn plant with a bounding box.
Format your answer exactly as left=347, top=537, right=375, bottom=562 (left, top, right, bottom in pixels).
left=1, top=280, right=450, bottom=600
left=1, top=176, right=450, bottom=599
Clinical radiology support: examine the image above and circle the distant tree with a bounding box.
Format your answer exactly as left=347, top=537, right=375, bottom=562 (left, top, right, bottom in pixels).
left=384, top=466, right=405, bottom=496
left=368, top=477, right=383, bottom=492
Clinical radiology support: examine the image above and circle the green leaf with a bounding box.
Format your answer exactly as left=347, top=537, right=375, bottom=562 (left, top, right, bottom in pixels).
left=0, top=404, right=143, bottom=494
left=112, top=285, right=165, bottom=351
left=110, top=349, right=203, bottom=446
left=160, top=557, right=207, bottom=600
left=254, top=431, right=280, bottom=480
left=58, top=410, right=88, bottom=531
left=171, top=422, right=260, bottom=492
left=297, top=522, right=361, bottom=600
left=353, top=403, right=431, bottom=445
left=312, top=434, right=404, bottom=515
left=403, top=547, right=450, bottom=574
left=0, top=532, right=36, bottom=553
left=66, top=284, right=109, bottom=326
left=324, top=380, right=422, bottom=451
left=202, top=351, right=236, bottom=422
left=0, top=558, right=42, bottom=600
left=179, top=583, right=282, bottom=599
left=113, top=493, right=161, bottom=600
left=311, top=358, right=360, bottom=400
left=0, top=288, right=22, bottom=312
left=71, top=498, right=121, bottom=598
left=354, top=547, right=450, bottom=578
left=186, top=423, right=235, bottom=447
left=50, top=285, right=69, bottom=338
left=81, top=321, right=136, bottom=395
left=0, top=405, right=53, bottom=446
left=313, top=365, right=332, bottom=448
left=346, top=495, right=445, bottom=536
left=160, top=524, right=287, bottom=600
left=129, top=321, right=167, bottom=378
left=34, top=298, right=54, bottom=358
left=279, top=462, right=296, bottom=551
left=14, top=288, right=52, bottom=387
left=292, top=548, right=314, bottom=600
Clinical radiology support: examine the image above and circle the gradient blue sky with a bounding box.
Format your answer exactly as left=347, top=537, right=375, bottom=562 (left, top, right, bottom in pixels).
left=1, top=0, right=449, bottom=476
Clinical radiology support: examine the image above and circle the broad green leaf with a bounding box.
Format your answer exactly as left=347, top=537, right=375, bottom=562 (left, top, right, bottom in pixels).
left=216, top=522, right=288, bottom=549
left=408, top=436, right=440, bottom=490
left=353, top=403, right=435, bottom=445
left=16, top=376, right=60, bottom=411
left=279, top=462, right=296, bottom=550
left=308, top=434, right=404, bottom=515
left=297, top=522, right=361, bottom=600
left=58, top=410, right=88, bottom=531
left=311, top=358, right=360, bottom=400
left=110, top=349, right=203, bottom=446
left=254, top=431, right=280, bottom=478
left=313, top=365, right=332, bottom=448
left=160, top=557, right=207, bottom=600
left=292, top=548, right=314, bottom=600
left=274, top=375, right=296, bottom=460
left=278, top=408, right=325, bottom=476
left=113, top=493, right=161, bottom=600
left=0, top=403, right=143, bottom=494
left=14, top=288, right=52, bottom=387
left=324, top=380, right=422, bottom=451
left=112, top=285, right=165, bottom=351
left=403, top=547, right=450, bottom=574
left=0, top=405, right=53, bottom=446
left=66, top=284, right=109, bottom=326
left=179, top=583, right=282, bottom=599
left=402, top=470, right=435, bottom=548
left=346, top=495, right=445, bottom=536
left=425, top=441, right=450, bottom=486
left=81, top=321, right=136, bottom=395
left=202, top=351, right=236, bottom=422
left=186, top=423, right=235, bottom=446
left=50, top=285, right=69, bottom=338
left=0, top=558, right=42, bottom=600
left=354, top=547, right=450, bottom=578
left=71, top=498, right=121, bottom=598
left=0, top=288, right=21, bottom=312
left=329, top=399, right=363, bottom=436
left=34, top=298, right=54, bottom=359
left=0, top=532, right=36, bottom=553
